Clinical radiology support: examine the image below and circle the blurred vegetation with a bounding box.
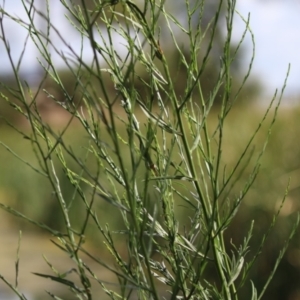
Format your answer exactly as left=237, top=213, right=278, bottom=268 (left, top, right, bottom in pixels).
left=67, top=0, right=261, bottom=103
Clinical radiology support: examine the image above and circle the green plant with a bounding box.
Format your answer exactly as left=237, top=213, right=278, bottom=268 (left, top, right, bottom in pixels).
left=0, top=0, right=298, bottom=299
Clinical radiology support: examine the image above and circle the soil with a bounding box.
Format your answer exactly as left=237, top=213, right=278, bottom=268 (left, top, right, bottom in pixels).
left=0, top=210, right=116, bottom=300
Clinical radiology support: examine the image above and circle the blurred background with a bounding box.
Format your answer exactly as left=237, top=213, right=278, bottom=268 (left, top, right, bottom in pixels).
left=0, top=1, right=300, bottom=299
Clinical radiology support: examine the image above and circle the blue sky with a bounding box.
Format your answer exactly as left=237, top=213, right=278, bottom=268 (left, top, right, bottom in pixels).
left=235, top=1, right=300, bottom=97
left=1, top=1, right=300, bottom=97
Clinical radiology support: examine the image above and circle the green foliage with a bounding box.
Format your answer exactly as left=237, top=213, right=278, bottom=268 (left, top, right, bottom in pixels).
left=0, top=0, right=298, bottom=299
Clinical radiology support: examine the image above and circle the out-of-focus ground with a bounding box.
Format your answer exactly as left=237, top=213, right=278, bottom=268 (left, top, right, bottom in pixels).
left=0, top=212, right=116, bottom=300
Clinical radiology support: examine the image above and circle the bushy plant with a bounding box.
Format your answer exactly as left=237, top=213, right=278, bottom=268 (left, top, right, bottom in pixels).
left=0, top=0, right=298, bottom=299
